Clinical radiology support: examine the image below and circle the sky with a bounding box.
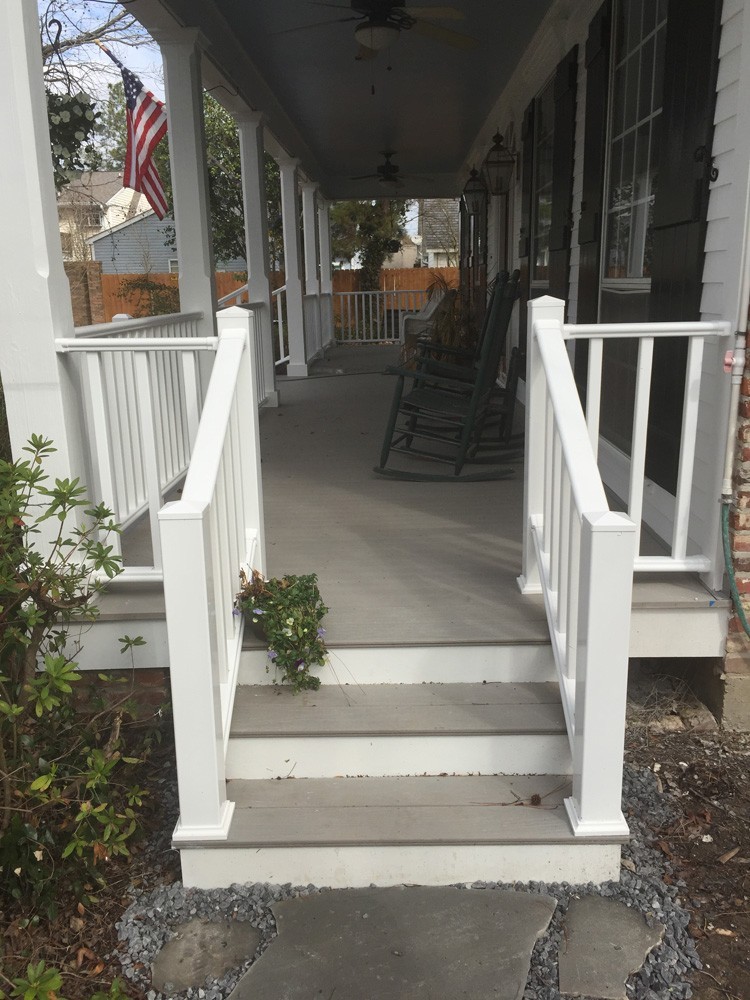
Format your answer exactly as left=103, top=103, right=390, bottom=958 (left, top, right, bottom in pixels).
left=40, top=0, right=164, bottom=100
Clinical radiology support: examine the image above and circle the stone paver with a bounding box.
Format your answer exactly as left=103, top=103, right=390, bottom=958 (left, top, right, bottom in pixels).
left=229, top=886, right=556, bottom=1000
left=151, top=918, right=260, bottom=993
left=558, top=896, right=664, bottom=999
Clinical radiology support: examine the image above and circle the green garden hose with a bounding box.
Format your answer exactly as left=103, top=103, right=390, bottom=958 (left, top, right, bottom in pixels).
left=722, top=500, right=750, bottom=639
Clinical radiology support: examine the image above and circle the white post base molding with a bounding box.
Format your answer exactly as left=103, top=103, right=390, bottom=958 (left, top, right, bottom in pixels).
left=264, top=388, right=281, bottom=407
left=286, top=362, right=309, bottom=378
left=564, top=798, right=630, bottom=839
left=172, top=801, right=235, bottom=843
left=516, top=574, right=543, bottom=595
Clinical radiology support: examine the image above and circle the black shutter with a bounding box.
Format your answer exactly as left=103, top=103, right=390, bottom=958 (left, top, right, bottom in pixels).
left=518, top=100, right=534, bottom=349
left=548, top=46, right=578, bottom=303
left=645, top=0, right=722, bottom=490
left=574, top=0, right=612, bottom=397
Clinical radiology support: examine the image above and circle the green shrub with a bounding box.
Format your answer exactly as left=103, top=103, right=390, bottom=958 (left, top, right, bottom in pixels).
left=0, top=436, right=144, bottom=916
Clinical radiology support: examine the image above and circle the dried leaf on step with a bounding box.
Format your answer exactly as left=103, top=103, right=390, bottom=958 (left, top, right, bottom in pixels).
left=713, top=928, right=736, bottom=937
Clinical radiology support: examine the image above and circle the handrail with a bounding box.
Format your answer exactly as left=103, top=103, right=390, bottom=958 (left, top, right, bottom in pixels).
left=563, top=320, right=731, bottom=339
left=160, top=309, right=265, bottom=844
left=217, top=283, right=248, bottom=307
left=57, top=337, right=217, bottom=352
left=521, top=296, right=636, bottom=841
left=75, top=311, right=204, bottom=338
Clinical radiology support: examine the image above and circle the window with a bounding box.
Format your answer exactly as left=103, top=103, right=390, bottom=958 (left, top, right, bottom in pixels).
left=602, top=0, right=667, bottom=285
left=531, top=77, right=555, bottom=285
left=168, top=258, right=179, bottom=273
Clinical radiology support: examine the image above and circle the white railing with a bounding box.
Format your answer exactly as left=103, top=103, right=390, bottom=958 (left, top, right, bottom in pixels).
left=320, top=292, right=333, bottom=347
left=272, top=284, right=289, bottom=367
left=57, top=313, right=209, bottom=581
left=334, top=288, right=429, bottom=342
left=217, top=283, right=249, bottom=308
left=521, top=297, right=636, bottom=838
left=161, top=307, right=265, bottom=842
left=303, top=293, right=322, bottom=362
left=564, top=317, right=731, bottom=574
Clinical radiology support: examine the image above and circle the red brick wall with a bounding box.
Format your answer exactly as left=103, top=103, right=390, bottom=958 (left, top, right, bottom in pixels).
left=64, top=261, right=105, bottom=327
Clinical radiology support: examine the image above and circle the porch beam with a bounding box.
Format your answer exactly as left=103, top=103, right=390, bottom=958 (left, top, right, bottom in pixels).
left=235, top=112, right=279, bottom=406
left=278, top=156, right=307, bottom=376
left=156, top=29, right=217, bottom=339
left=0, top=0, right=84, bottom=484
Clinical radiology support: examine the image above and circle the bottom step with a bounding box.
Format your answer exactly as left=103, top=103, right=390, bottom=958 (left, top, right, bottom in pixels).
left=175, top=775, right=626, bottom=888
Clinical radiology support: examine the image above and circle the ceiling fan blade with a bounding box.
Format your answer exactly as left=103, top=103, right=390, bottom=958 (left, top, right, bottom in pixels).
left=411, top=19, right=478, bottom=49
left=404, top=6, right=464, bottom=19
left=349, top=172, right=380, bottom=179
left=271, top=15, right=360, bottom=36
left=355, top=43, right=378, bottom=61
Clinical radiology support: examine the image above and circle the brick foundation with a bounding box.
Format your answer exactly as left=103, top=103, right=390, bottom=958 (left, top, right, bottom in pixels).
left=76, top=668, right=171, bottom=720
left=64, top=260, right=105, bottom=327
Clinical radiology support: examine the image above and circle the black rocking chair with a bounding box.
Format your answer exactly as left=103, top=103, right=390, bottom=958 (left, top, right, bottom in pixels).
left=374, top=270, right=520, bottom=481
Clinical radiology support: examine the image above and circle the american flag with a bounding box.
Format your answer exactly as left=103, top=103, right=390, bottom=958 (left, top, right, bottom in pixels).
left=99, top=44, right=169, bottom=219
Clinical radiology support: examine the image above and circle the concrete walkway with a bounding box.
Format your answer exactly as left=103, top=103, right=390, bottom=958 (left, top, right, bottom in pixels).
left=151, top=887, right=664, bottom=1000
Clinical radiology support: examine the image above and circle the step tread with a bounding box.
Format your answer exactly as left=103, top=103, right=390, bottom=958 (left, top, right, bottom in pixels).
left=183, top=775, right=624, bottom=848
left=230, top=682, right=566, bottom=737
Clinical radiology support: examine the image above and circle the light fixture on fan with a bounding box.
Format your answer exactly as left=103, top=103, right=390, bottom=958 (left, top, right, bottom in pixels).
left=482, top=129, right=516, bottom=196
left=354, top=20, right=400, bottom=50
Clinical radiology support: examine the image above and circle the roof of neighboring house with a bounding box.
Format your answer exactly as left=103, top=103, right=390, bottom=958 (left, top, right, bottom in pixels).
left=57, top=170, right=125, bottom=209
left=419, top=199, right=460, bottom=254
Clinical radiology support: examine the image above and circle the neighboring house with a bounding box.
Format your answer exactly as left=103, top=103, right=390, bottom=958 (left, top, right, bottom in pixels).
left=57, top=170, right=137, bottom=261
left=89, top=209, right=246, bottom=274
left=418, top=198, right=460, bottom=268
left=383, top=233, right=419, bottom=269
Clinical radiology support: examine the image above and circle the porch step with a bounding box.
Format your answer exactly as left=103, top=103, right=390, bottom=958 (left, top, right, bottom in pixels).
left=177, top=775, right=623, bottom=888
left=226, top=682, right=571, bottom=779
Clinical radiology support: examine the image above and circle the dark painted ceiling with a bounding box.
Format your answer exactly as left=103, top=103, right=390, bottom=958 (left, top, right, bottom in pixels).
left=155, top=1, right=553, bottom=198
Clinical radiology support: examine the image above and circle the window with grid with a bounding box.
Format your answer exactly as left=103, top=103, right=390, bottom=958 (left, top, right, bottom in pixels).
left=603, top=0, right=667, bottom=284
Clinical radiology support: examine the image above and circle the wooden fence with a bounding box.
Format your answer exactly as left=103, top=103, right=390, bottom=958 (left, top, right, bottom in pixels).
left=96, top=268, right=458, bottom=322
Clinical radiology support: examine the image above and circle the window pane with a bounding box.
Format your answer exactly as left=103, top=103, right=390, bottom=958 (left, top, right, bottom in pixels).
left=531, top=78, right=555, bottom=282
left=612, top=64, right=627, bottom=138
left=638, top=36, right=654, bottom=122
left=605, top=209, right=631, bottom=278
left=653, top=28, right=666, bottom=113
left=633, top=122, right=650, bottom=202
left=624, top=53, right=639, bottom=130
left=649, top=115, right=661, bottom=201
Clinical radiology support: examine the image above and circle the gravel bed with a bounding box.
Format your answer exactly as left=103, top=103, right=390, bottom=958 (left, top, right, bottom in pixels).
left=115, top=764, right=700, bottom=1000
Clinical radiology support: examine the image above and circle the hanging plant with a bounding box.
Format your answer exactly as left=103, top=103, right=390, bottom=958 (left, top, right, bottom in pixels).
left=47, top=90, right=100, bottom=191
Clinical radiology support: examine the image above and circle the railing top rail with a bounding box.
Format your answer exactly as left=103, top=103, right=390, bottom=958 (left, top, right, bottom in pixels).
left=217, top=284, right=248, bottom=306
left=534, top=318, right=609, bottom=515
left=563, top=320, right=732, bottom=340
left=272, top=284, right=287, bottom=296
left=74, top=312, right=204, bottom=338
left=175, top=330, right=246, bottom=507
left=334, top=288, right=431, bottom=295
left=56, top=336, right=218, bottom=353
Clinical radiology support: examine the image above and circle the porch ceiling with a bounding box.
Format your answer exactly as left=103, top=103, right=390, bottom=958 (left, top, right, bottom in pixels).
left=140, top=0, right=553, bottom=199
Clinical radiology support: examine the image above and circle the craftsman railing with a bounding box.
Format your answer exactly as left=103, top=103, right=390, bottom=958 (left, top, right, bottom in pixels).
left=272, top=284, right=290, bottom=367
left=334, top=288, right=429, bottom=342
left=58, top=312, right=208, bottom=581
left=161, top=306, right=265, bottom=843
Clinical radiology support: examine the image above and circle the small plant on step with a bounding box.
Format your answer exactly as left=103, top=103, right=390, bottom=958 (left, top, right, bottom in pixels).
left=236, top=569, right=328, bottom=692
left=0, top=436, right=148, bottom=916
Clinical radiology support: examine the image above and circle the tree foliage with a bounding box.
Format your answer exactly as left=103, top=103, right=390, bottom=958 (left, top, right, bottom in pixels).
left=330, top=199, right=407, bottom=289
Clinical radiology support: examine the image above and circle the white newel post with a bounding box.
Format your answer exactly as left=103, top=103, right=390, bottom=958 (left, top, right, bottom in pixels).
left=160, top=501, right=234, bottom=842
left=157, top=30, right=217, bottom=339
left=278, top=157, right=307, bottom=376
left=318, top=196, right=334, bottom=347
left=565, top=510, right=636, bottom=837
left=518, top=296, right=566, bottom=594
left=0, top=1, right=86, bottom=497
left=235, top=113, right=279, bottom=407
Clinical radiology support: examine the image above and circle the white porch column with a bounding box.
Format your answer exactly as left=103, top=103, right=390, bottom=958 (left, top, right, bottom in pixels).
left=301, top=182, right=320, bottom=296
left=318, top=196, right=335, bottom=348
left=278, top=156, right=307, bottom=376
left=0, top=0, right=84, bottom=484
left=156, top=30, right=217, bottom=338
left=235, top=112, right=279, bottom=406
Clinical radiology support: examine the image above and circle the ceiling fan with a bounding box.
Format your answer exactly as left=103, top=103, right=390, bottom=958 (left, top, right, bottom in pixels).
left=350, top=151, right=431, bottom=188
left=277, top=2, right=477, bottom=60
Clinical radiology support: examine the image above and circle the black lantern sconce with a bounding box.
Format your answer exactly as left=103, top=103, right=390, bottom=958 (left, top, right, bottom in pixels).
left=482, top=128, right=517, bottom=196
left=462, top=167, right=488, bottom=217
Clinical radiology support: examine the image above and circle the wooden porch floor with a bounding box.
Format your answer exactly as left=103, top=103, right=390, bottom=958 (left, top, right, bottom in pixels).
left=259, top=344, right=548, bottom=647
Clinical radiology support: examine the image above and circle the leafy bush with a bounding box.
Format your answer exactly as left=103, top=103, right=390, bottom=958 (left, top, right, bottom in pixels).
left=236, top=569, right=328, bottom=692
left=0, top=436, right=145, bottom=915
left=47, top=91, right=100, bottom=191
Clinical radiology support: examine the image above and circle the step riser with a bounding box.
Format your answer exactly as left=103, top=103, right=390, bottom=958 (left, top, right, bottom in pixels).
left=239, top=644, right=556, bottom=686
left=226, top=734, right=572, bottom=780
left=179, top=843, right=621, bottom=889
